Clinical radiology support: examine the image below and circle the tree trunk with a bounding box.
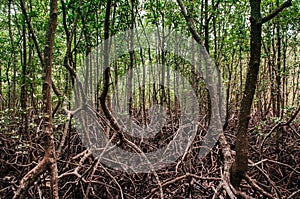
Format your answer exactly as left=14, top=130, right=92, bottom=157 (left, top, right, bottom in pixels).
left=231, top=0, right=262, bottom=188
left=231, top=0, right=292, bottom=189
left=8, top=0, right=17, bottom=110
left=100, top=0, right=120, bottom=131
left=42, top=0, right=59, bottom=197
left=275, top=0, right=282, bottom=154
left=21, top=20, right=29, bottom=141
left=0, top=60, right=2, bottom=110
left=13, top=0, right=59, bottom=198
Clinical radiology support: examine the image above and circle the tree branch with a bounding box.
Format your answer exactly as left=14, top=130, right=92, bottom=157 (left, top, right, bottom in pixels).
left=260, top=0, right=292, bottom=24
left=244, top=175, right=274, bottom=199
left=20, top=0, right=64, bottom=100
left=13, top=158, right=49, bottom=199
left=284, top=106, right=300, bottom=126
left=176, top=0, right=202, bottom=44
left=19, top=0, right=44, bottom=66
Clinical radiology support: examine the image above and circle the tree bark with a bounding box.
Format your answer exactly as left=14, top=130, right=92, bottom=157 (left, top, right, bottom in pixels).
left=42, top=0, right=59, bottom=197
left=13, top=0, right=59, bottom=198
left=231, top=0, right=262, bottom=189
left=99, top=0, right=122, bottom=133
left=176, top=0, right=292, bottom=192
left=231, top=0, right=292, bottom=189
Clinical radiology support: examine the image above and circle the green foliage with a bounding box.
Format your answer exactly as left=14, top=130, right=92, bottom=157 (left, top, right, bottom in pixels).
left=0, top=0, right=298, bottom=128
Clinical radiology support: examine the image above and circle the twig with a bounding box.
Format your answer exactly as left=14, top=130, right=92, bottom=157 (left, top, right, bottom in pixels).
left=287, top=189, right=300, bottom=199
left=248, top=159, right=281, bottom=198
left=13, top=158, right=49, bottom=199
left=249, top=159, right=300, bottom=175
left=123, top=137, right=164, bottom=199
left=212, top=182, right=223, bottom=199
left=57, top=110, right=72, bottom=157
left=145, top=173, right=220, bottom=199
left=244, top=175, right=273, bottom=199
left=99, top=163, right=124, bottom=199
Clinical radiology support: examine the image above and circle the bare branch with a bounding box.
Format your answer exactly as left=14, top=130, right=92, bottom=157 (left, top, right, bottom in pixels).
left=13, top=158, right=49, bottom=199
left=244, top=175, right=274, bottom=199
left=284, top=106, right=300, bottom=126
left=176, top=0, right=202, bottom=44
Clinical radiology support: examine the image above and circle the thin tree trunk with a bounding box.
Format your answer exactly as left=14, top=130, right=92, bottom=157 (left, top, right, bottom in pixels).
left=275, top=0, right=282, bottom=154
left=204, top=0, right=209, bottom=53
left=231, top=0, right=262, bottom=188
left=8, top=0, right=17, bottom=110
left=100, top=0, right=122, bottom=133
left=13, top=0, right=59, bottom=198
left=128, top=0, right=135, bottom=116
left=0, top=60, right=2, bottom=110
left=42, top=0, right=59, bottom=197
left=21, top=20, right=29, bottom=140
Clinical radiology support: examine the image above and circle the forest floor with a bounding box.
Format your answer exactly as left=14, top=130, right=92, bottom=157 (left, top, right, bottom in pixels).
left=0, top=110, right=299, bottom=198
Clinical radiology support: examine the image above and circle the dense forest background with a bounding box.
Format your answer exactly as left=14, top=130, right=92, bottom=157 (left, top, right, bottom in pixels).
left=0, top=0, right=299, bottom=198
